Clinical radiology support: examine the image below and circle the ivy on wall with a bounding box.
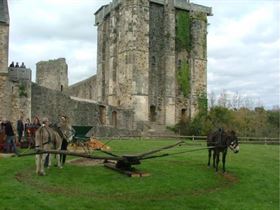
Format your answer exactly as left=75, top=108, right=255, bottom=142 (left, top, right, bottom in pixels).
left=198, top=93, right=208, bottom=115
left=19, top=83, right=28, bottom=97
left=177, top=60, right=190, bottom=97
left=175, top=10, right=191, bottom=52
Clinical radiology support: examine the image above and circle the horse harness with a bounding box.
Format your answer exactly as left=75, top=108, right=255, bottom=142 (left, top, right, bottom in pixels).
left=35, top=126, right=52, bottom=148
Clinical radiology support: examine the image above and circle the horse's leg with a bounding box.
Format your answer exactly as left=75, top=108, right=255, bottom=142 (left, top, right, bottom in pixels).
left=208, top=149, right=211, bottom=167
left=222, top=149, right=227, bottom=173
left=215, top=151, right=220, bottom=172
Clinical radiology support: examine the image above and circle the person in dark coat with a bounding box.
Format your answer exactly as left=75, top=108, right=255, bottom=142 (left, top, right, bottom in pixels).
left=9, top=62, right=15, bottom=67
left=4, top=120, right=18, bottom=155
left=17, top=116, right=24, bottom=143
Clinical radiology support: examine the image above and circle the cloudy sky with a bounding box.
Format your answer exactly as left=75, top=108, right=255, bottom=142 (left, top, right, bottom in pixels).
left=8, top=0, right=280, bottom=108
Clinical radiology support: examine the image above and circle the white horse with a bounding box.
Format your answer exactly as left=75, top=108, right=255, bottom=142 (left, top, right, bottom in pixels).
left=35, top=124, right=62, bottom=176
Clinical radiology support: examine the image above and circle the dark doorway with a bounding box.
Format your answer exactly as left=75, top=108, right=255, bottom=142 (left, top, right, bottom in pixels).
left=150, top=105, right=156, bottom=122
left=181, top=109, right=187, bottom=122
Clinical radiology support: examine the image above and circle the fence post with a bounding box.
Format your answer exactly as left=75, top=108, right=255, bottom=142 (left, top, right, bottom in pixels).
left=265, top=137, right=267, bottom=145
left=192, top=135, right=194, bottom=142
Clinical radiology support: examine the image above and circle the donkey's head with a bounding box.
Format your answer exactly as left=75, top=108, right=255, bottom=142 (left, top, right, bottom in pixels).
left=227, top=130, right=239, bottom=153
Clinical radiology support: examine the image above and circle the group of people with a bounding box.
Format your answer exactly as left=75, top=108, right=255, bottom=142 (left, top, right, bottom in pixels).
left=0, top=115, right=73, bottom=167
left=9, top=61, right=26, bottom=68
left=0, top=116, right=42, bottom=154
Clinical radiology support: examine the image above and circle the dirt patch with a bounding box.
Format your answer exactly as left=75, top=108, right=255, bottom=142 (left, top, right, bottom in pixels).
left=67, top=158, right=104, bottom=166
left=191, top=172, right=239, bottom=196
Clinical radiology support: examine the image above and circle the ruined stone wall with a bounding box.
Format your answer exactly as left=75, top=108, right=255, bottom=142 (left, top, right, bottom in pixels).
left=67, top=75, right=97, bottom=100
left=95, top=0, right=210, bottom=127
left=36, top=58, right=68, bottom=92
left=31, top=83, right=135, bottom=132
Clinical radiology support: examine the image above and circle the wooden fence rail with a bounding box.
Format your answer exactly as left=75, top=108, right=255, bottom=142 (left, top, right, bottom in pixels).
left=97, top=135, right=279, bottom=145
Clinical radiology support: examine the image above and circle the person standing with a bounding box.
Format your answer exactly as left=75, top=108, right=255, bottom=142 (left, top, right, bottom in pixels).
left=17, top=116, right=24, bottom=143
left=4, top=120, right=18, bottom=155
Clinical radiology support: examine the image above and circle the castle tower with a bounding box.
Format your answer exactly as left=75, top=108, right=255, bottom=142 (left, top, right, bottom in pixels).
left=95, top=0, right=150, bottom=122
left=36, top=58, right=69, bottom=92
left=0, top=0, right=11, bottom=118
left=95, top=0, right=211, bottom=127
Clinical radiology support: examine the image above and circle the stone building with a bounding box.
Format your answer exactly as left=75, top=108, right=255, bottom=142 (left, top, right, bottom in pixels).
left=0, top=0, right=212, bottom=136
left=93, top=0, right=212, bottom=127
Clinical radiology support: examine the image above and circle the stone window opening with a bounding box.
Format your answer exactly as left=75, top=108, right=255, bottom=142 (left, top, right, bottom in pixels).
left=61, top=85, right=63, bottom=92
left=150, top=105, right=157, bottom=122
left=152, top=56, right=156, bottom=66
left=112, top=111, right=117, bottom=128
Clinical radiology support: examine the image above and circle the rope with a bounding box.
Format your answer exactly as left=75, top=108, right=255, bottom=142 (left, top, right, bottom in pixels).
left=166, top=146, right=215, bottom=156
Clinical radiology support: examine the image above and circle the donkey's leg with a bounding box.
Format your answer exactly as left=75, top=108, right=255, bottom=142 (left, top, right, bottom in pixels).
left=35, top=154, right=40, bottom=175
left=222, top=150, right=227, bottom=173
left=40, top=153, right=47, bottom=176
left=208, top=149, right=211, bottom=167
left=57, top=153, right=62, bottom=168
left=215, top=152, right=220, bottom=172
left=213, top=150, right=216, bottom=168
left=48, top=154, right=52, bottom=168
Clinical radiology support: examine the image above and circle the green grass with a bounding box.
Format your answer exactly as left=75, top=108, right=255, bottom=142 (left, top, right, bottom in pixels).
left=0, top=140, right=279, bottom=210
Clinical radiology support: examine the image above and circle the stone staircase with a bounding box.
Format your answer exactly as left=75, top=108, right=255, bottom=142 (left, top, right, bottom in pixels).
left=142, top=122, right=177, bottom=137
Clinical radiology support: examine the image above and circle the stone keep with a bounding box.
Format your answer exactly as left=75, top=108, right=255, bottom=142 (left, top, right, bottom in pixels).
left=36, top=58, right=69, bottom=92
left=95, top=0, right=212, bottom=126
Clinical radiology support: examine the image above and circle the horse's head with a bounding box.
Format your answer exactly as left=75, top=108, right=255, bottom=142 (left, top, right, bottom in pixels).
left=227, top=130, right=239, bottom=153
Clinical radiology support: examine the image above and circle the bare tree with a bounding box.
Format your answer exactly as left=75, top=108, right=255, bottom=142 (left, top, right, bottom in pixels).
left=208, top=91, right=216, bottom=109
left=217, top=89, right=229, bottom=108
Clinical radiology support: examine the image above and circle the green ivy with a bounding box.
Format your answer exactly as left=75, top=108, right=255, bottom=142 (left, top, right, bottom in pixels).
left=198, top=93, right=208, bottom=115
left=176, top=10, right=191, bottom=52
left=177, top=60, right=190, bottom=97
left=193, top=11, right=207, bottom=22
left=19, top=83, right=28, bottom=97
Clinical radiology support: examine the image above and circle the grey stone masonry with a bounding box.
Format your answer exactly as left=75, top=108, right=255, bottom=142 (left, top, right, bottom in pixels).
left=36, top=58, right=68, bottom=92
left=95, top=0, right=212, bottom=26
left=0, top=0, right=9, bottom=24
left=95, top=0, right=211, bottom=127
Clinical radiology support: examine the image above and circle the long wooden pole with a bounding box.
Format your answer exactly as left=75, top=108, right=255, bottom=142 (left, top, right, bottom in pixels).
left=18, top=149, right=122, bottom=161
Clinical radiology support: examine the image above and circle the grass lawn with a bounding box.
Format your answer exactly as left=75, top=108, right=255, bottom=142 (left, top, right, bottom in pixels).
left=0, top=140, right=279, bottom=210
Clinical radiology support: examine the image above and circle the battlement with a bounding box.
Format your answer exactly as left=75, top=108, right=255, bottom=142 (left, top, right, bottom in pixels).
left=94, top=0, right=212, bottom=26
left=8, top=67, right=31, bottom=82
